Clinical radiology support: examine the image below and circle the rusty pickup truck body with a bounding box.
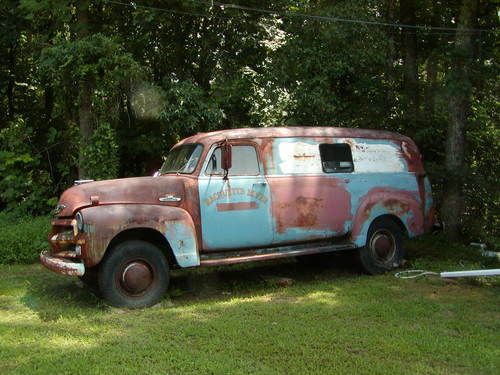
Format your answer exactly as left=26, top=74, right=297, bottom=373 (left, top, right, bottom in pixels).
left=41, top=127, right=434, bottom=307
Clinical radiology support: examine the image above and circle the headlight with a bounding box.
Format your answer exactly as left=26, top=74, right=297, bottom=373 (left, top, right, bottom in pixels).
left=75, top=212, right=84, bottom=232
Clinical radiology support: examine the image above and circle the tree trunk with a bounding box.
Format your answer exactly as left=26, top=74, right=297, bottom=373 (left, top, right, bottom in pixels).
left=7, top=43, right=16, bottom=120
left=78, top=77, right=94, bottom=179
left=384, top=0, right=396, bottom=116
left=425, top=3, right=441, bottom=124
left=441, top=0, right=478, bottom=240
left=76, top=1, right=93, bottom=179
left=44, top=84, right=54, bottom=122
left=400, top=0, right=419, bottom=132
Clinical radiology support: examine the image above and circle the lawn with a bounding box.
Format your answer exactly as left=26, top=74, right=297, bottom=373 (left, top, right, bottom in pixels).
left=0, top=235, right=499, bottom=374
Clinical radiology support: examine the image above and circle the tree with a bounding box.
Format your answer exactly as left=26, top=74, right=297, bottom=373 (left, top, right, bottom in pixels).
left=0, top=0, right=497, bottom=243
left=400, top=0, right=419, bottom=133
left=441, top=0, right=478, bottom=240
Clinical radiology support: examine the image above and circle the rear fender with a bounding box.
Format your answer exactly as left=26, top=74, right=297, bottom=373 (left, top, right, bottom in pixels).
left=351, top=187, right=424, bottom=247
left=78, top=204, right=199, bottom=268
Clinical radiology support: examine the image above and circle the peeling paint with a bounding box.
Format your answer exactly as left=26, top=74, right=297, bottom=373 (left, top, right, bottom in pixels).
left=44, top=127, right=432, bottom=280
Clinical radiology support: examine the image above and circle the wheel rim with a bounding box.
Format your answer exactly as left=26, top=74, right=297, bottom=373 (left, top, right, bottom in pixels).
left=119, top=260, right=154, bottom=296
left=369, top=230, right=396, bottom=264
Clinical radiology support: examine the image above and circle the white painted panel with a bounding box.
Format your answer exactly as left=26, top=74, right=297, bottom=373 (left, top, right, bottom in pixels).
left=349, top=141, right=405, bottom=172
left=278, top=141, right=322, bottom=174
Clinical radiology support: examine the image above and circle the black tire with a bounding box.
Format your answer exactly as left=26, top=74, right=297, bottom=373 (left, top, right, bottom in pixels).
left=98, top=240, right=169, bottom=308
left=79, top=266, right=100, bottom=296
left=357, top=218, right=404, bottom=275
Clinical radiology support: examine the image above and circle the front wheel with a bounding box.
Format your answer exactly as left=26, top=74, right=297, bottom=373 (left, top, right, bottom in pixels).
left=98, top=240, right=169, bottom=308
left=357, top=218, right=404, bottom=275
left=79, top=266, right=100, bottom=296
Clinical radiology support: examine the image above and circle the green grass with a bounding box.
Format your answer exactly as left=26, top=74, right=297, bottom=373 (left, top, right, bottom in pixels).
left=0, top=213, right=50, bottom=264
left=0, top=234, right=499, bottom=374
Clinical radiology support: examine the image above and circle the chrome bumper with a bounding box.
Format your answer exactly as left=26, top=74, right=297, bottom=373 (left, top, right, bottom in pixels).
left=40, top=251, right=85, bottom=276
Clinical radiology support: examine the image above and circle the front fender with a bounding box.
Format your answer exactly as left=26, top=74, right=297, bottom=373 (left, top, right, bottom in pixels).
left=78, top=204, right=199, bottom=268
left=350, top=187, right=424, bottom=247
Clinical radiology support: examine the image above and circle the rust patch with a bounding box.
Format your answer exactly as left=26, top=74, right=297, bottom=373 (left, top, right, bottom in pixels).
left=269, top=175, right=351, bottom=235
left=259, top=137, right=275, bottom=175
left=295, top=196, right=322, bottom=227
left=351, top=187, right=424, bottom=238
left=216, top=201, right=258, bottom=212
left=40, top=251, right=84, bottom=276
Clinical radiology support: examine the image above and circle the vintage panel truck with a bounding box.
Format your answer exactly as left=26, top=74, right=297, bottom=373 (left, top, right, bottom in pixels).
left=41, top=127, right=434, bottom=307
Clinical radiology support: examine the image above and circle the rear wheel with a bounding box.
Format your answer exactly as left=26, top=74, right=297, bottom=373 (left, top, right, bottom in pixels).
left=358, top=218, right=404, bottom=275
left=98, top=240, right=169, bottom=308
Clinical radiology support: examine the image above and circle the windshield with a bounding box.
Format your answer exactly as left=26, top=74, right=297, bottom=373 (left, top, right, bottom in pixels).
left=160, top=144, right=203, bottom=174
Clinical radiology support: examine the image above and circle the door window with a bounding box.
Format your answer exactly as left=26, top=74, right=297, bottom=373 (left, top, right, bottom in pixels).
left=206, top=145, right=260, bottom=176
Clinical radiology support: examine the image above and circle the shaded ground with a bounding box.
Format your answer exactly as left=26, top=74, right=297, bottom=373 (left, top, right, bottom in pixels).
left=0, top=239, right=499, bottom=374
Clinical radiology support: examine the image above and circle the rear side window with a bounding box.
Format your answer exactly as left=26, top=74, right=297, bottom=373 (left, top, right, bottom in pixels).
left=319, top=144, right=354, bottom=173
left=206, top=145, right=260, bottom=176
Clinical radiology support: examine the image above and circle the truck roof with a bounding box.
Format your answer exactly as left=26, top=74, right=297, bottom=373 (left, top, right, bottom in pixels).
left=177, top=126, right=412, bottom=146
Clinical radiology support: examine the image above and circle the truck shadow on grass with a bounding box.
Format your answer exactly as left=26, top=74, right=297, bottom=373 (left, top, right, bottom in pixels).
left=169, top=252, right=362, bottom=301
left=21, top=252, right=362, bottom=321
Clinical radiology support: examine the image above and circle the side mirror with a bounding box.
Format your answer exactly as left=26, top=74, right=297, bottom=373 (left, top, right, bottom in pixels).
left=221, top=143, right=232, bottom=171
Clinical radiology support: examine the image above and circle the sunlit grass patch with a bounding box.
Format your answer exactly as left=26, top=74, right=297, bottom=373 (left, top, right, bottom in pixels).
left=0, top=235, right=499, bottom=374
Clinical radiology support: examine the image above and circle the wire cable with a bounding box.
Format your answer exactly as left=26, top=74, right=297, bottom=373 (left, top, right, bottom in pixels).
left=104, top=0, right=496, bottom=36
left=105, top=0, right=497, bottom=34
left=197, top=0, right=488, bottom=33
left=105, top=0, right=211, bottom=18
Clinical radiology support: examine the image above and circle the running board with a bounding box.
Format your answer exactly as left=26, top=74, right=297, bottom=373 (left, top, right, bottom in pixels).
left=199, top=241, right=356, bottom=267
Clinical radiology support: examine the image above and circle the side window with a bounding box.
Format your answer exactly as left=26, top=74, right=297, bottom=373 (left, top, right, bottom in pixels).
left=206, top=145, right=260, bottom=176
left=319, top=143, right=354, bottom=173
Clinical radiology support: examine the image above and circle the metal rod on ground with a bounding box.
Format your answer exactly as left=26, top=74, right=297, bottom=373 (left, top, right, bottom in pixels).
left=395, top=269, right=500, bottom=279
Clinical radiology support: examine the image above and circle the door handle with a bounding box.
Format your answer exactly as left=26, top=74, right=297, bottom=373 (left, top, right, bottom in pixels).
left=159, top=194, right=182, bottom=202
left=253, top=181, right=267, bottom=187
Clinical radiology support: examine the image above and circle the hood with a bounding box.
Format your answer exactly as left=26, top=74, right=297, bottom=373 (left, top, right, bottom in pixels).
left=57, top=176, right=184, bottom=217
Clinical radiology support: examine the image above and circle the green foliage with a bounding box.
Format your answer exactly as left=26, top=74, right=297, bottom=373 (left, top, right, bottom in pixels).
left=0, top=213, right=50, bottom=264
left=81, top=122, right=119, bottom=180
left=161, top=79, right=225, bottom=140
left=0, top=0, right=497, bottom=243
left=0, top=118, right=56, bottom=214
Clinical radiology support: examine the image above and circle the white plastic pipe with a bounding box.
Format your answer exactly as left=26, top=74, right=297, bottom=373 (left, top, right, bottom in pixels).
left=440, top=269, right=500, bottom=278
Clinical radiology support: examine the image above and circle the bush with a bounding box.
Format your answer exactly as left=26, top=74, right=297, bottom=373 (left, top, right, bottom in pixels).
left=0, top=213, right=51, bottom=264
left=80, top=121, right=120, bottom=180
left=0, top=117, right=57, bottom=214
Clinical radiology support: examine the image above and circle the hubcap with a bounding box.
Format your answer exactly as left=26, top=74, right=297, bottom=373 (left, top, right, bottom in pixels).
left=120, top=261, right=153, bottom=295
left=370, top=230, right=396, bottom=263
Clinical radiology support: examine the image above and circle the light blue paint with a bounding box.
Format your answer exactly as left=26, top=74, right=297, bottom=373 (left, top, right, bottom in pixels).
left=265, top=137, right=420, bottom=246
left=352, top=204, right=387, bottom=247
left=348, top=173, right=420, bottom=246
left=198, top=176, right=274, bottom=250
left=344, top=172, right=420, bottom=217
left=165, top=221, right=199, bottom=267
left=351, top=203, right=415, bottom=247
left=197, top=137, right=423, bottom=252
left=424, top=176, right=433, bottom=215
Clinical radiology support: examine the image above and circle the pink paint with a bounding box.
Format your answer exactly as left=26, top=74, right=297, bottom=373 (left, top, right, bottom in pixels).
left=351, top=187, right=424, bottom=238
left=268, top=176, right=352, bottom=235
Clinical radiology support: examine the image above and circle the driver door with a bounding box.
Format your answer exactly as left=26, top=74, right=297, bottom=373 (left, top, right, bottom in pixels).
left=198, top=143, right=273, bottom=250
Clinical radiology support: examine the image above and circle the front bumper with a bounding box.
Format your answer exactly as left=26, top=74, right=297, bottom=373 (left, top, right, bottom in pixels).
left=40, top=250, right=85, bottom=276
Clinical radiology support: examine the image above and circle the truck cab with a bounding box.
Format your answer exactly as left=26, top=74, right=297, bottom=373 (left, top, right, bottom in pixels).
left=41, top=127, right=434, bottom=307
